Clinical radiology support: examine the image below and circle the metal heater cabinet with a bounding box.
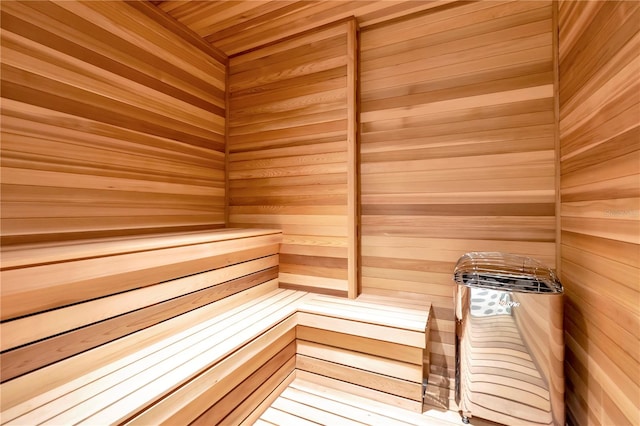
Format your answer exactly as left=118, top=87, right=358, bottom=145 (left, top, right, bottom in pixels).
left=454, top=252, right=564, bottom=426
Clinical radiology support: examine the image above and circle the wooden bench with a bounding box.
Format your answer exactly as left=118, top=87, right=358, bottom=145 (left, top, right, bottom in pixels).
left=1, top=228, right=432, bottom=424
left=0, top=229, right=313, bottom=425
left=295, top=293, right=431, bottom=412
left=1, top=228, right=281, bottom=378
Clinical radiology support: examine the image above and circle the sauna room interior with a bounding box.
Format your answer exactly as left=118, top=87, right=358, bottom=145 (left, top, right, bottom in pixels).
left=0, top=1, right=638, bottom=425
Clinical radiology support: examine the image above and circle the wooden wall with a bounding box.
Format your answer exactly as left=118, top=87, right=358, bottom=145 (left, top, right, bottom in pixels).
left=228, top=20, right=358, bottom=297
left=0, top=1, right=227, bottom=245
left=359, top=0, right=557, bottom=408
left=558, top=1, right=640, bottom=425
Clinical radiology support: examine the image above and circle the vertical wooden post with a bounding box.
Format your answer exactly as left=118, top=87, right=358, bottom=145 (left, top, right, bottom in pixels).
left=224, top=61, right=231, bottom=227
left=346, top=18, right=359, bottom=299
left=552, top=0, right=561, bottom=275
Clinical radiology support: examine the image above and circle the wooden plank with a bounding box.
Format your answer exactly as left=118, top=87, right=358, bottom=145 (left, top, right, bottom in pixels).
left=270, top=387, right=374, bottom=426
left=297, top=325, right=422, bottom=365
left=238, top=370, right=298, bottom=426
left=558, top=0, right=640, bottom=424
left=5, top=290, right=308, bottom=425
left=290, top=375, right=469, bottom=425
left=296, top=354, right=422, bottom=403
left=212, top=356, right=296, bottom=426
left=228, top=20, right=356, bottom=296
left=0, top=233, right=281, bottom=320
left=300, top=295, right=428, bottom=331
left=0, top=280, right=278, bottom=413
left=1, top=267, right=279, bottom=381
left=0, top=228, right=280, bottom=269
left=346, top=18, right=359, bottom=298
left=297, top=340, right=422, bottom=382
left=296, top=311, right=424, bottom=349
left=128, top=322, right=297, bottom=425
left=0, top=0, right=226, bottom=244
left=1, top=252, right=276, bottom=352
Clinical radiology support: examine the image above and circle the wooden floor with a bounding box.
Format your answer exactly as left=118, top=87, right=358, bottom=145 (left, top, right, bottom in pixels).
left=254, top=376, right=468, bottom=426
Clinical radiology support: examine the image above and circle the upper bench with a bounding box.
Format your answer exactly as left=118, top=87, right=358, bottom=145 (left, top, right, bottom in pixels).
left=0, top=228, right=283, bottom=383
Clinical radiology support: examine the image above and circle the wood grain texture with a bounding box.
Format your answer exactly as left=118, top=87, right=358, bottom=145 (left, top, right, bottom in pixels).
left=0, top=0, right=226, bottom=245
left=558, top=1, right=640, bottom=425
left=256, top=374, right=466, bottom=426
left=359, top=0, right=557, bottom=411
left=153, top=0, right=456, bottom=56
left=0, top=229, right=282, bottom=382
left=191, top=345, right=296, bottom=426
left=295, top=294, right=429, bottom=411
left=1, top=230, right=281, bottom=320
left=228, top=20, right=358, bottom=296
left=1, top=288, right=308, bottom=425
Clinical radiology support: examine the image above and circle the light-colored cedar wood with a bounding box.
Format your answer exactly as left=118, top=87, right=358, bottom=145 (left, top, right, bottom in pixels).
left=238, top=370, right=299, bottom=426
left=558, top=1, right=640, bottom=425
left=294, top=293, right=429, bottom=411
left=154, top=0, right=456, bottom=56
left=296, top=355, right=422, bottom=406
left=0, top=230, right=283, bottom=402
left=1, top=289, right=309, bottom=425
left=205, top=355, right=297, bottom=426
left=297, top=340, right=422, bottom=383
left=0, top=0, right=226, bottom=244
left=1, top=267, right=279, bottom=381
left=130, top=325, right=297, bottom=425
left=1, top=231, right=282, bottom=320
left=228, top=20, right=358, bottom=296
left=553, top=0, right=562, bottom=276
left=1, top=255, right=277, bottom=352
left=297, top=326, right=421, bottom=365
left=0, top=279, right=277, bottom=413
left=269, top=390, right=379, bottom=426
left=300, top=295, right=429, bottom=331
left=359, top=1, right=556, bottom=410
left=219, top=362, right=295, bottom=426
left=261, top=373, right=466, bottom=425
left=0, top=227, right=278, bottom=270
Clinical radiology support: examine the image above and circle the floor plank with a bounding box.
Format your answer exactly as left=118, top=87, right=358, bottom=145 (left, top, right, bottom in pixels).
left=254, top=376, right=468, bottom=426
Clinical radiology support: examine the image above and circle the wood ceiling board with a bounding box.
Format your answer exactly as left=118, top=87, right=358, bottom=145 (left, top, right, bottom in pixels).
left=152, top=0, right=457, bottom=56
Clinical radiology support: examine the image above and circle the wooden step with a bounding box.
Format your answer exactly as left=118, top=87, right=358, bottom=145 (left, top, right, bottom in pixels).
left=1, top=289, right=309, bottom=425
left=1, top=228, right=282, bottom=382
left=254, top=372, right=465, bottom=426
left=295, top=293, right=431, bottom=412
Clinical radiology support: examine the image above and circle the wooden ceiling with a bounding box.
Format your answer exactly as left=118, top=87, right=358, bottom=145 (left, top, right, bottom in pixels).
left=150, top=0, right=456, bottom=56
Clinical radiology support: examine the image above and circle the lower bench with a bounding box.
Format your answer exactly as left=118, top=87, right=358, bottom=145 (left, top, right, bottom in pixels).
left=1, top=285, right=309, bottom=425
left=1, top=291, right=430, bottom=425
left=295, top=294, right=431, bottom=413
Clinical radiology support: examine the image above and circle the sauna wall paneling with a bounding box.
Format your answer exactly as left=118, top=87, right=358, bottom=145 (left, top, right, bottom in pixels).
left=0, top=0, right=227, bottom=244
left=360, top=0, right=556, bottom=409
left=154, top=0, right=456, bottom=56
left=558, top=1, right=640, bottom=424
left=228, top=20, right=358, bottom=297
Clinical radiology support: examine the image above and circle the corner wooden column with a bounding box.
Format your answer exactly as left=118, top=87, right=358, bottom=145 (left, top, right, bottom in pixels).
left=558, top=1, right=640, bottom=424
left=228, top=19, right=360, bottom=298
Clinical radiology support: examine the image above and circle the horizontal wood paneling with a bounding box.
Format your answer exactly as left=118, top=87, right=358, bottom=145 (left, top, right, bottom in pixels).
left=0, top=229, right=282, bottom=382
left=228, top=20, right=358, bottom=297
left=558, top=1, right=640, bottom=425
left=0, top=0, right=227, bottom=244
left=154, top=0, right=456, bottom=56
left=360, top=0, right=556, bottom=411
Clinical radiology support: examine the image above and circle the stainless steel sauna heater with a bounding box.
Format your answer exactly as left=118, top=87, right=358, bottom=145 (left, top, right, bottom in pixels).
left=454, top=252, right=564, bottom=425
